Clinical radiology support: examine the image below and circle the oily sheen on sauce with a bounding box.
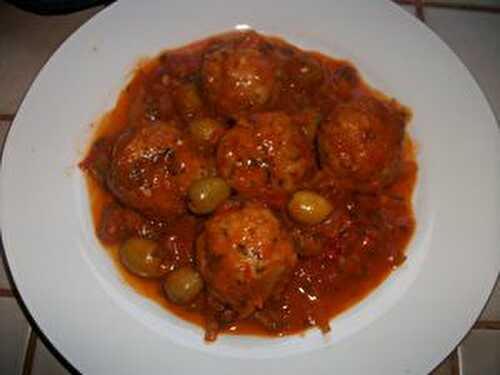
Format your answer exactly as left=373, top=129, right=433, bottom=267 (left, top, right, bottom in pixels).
left=80, top=31, right=417, bottom=341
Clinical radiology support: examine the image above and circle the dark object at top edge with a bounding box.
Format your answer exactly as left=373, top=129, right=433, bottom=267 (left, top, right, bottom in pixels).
left=5, top=0, right=115, bottom=15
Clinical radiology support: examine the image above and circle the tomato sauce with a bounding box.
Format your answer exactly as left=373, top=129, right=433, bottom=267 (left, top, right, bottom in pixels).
left=80, top=31, right=417, bottom=340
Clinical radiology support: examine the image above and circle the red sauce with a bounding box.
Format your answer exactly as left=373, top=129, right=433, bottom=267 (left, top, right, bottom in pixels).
left=80, top=31, right=417, bottom=340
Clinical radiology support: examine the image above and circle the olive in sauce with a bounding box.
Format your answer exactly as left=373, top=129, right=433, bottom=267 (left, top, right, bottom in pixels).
left=79, top=30, right=416, bottom=342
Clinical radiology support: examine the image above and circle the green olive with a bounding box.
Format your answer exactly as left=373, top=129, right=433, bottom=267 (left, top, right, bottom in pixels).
left=288, top=191, right=333, bottom=225
left=163, top=266, right=204, bottom=305
left=189, top=118, right=223, bottom=143
left=119, top=238, right=167, bottom=278
left=188, top=177, right=231, bottom=214
left=175, top=83, right=203, bottom=117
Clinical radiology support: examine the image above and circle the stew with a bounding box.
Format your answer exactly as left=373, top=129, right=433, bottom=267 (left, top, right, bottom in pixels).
left=80, top=31, right=417, bottom=341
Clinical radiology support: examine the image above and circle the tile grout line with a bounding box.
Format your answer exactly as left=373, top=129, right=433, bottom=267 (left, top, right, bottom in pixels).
left=21, top=330, right=37, bottom=375
left=416, top=0, right=425, bottom=21
left=0, top=114, right=15, bottom=122
left=450, top=349, right=460, bottom=375
left=473, top=321, right=500, bottom=330
left=457, top=346, right=464, bottom=375
left=394, top=0, right=500, bottom=13
left=0, top=288, right=14, bottom=297
left=424, top=1, right=500, bottom=13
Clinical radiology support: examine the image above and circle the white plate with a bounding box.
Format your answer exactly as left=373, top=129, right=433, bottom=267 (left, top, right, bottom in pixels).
left=1, top=0, right=499, bottom=373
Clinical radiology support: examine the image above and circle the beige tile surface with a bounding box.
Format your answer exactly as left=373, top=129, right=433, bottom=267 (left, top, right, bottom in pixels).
left=425, top=8, right=500, bottom=121
left=0, top=119, right=12, bottom=290
left=433, top=0, right=500, bottom=5
left=460, top=329, right=500, bottom=375
left=31, top=337, right=71, bottom=375
left=0, top=2, right=103, bottom=113
left=0, top=256, right=10, bottom=290
left=480, top=278, right=500, bottom=321
left=430, top=351, right=459, bottom=375
left=0, top=298, right=30, bottom=375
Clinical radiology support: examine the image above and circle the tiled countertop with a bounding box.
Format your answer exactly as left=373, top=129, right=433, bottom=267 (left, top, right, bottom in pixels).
left=0, top=1, right=499, bottom=374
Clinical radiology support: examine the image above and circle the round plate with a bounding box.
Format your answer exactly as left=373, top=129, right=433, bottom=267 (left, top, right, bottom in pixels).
left=1, top=0, right=499, bottom=373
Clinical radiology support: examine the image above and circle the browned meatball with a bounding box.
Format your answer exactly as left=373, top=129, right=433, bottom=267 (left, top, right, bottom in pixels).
left=127, top=73, right=177, bottom=126
left=274, top=52, right=324, bottom=109
left=197, top=203, right=297, bottom=317
left=107, top=122, right=209, bottom=218
left=217, top=112, right=314, bottom=206
left=202, top=37, right=277, bottom=115
left=319, top=64, right=360, bottom=104
left=318, top=97, right=405, bottom=191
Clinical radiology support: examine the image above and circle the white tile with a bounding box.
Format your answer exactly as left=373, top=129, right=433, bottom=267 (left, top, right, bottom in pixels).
left=0, top=298, right=30, bottom=375
left=480, top=277, right=500, bottom=321
left=425, top=8, right=500, bottom=122
left=0, top=2, right=103, bottom=113
left=31, top=337, right=72, bottom=375
left=460, top=329, right=500, bottom=375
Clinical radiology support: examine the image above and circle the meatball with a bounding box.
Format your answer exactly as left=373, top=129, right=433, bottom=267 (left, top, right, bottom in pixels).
left=197, top=203, right=297, bottom=317
left=329, top=65, right=360, bottom=100
left=202, top=39, right=277, bottom=115
left=281, top=53, right=323, bottom=92
left=217, top=112, right=314, bottom=206
left=318, top=64, right=360, bottom=104
left=107, top=122, right=209, bottom=218
left=318, top=97, right=405, bottom=191
left=275, top=52, right=324, bottom=108
left=128, top=74, right=177, bottom=126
